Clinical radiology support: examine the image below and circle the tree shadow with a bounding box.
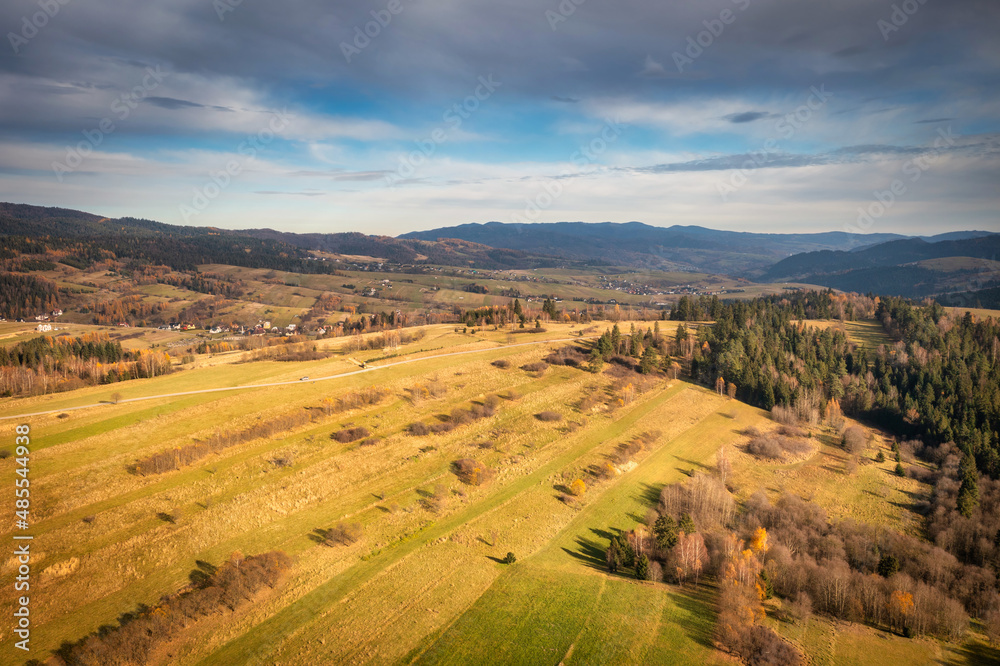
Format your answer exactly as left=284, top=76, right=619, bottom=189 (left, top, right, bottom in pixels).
left=673, top=456, right=709, bottom=471
left=636, top=482, right=663, bottom=509
left=561, top=527, right=616, bottom=571
left=307, top=528, right=328, bottom=544
left=671, top=585, right=716, bottom=649
left=188, top=559, right=217, bottom=587
left=156, top=512, right=177, bottom=524
left=940, top=640, right=1000, bottom=665
left=486, top=555, right=507, bottom=564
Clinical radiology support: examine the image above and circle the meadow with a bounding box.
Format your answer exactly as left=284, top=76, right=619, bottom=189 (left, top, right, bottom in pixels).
left=0, top=318, right=995, bottom=664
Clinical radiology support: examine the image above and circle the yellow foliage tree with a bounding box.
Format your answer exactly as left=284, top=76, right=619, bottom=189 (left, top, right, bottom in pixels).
left=750, top=527, right=769, bottom=555
left=569, top=478, right=587, bottom=496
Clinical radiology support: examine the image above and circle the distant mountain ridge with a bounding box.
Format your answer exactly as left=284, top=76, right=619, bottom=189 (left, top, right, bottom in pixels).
left=399, top=221, right=994, bottom=275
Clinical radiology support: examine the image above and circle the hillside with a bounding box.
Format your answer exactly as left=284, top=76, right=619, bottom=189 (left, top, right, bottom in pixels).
left=0, top=203, right=559, bottom=273
left=399, top=221, right=917, bottom=274
left=759, top=235, right=1000, bottom=298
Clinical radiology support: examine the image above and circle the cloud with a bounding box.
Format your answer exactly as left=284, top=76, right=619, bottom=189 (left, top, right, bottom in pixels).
left=722, top=111, right=779, bottom=124
left=145, top=97, right=233, bottom=112
left=638, top=55, right=669, bottom=79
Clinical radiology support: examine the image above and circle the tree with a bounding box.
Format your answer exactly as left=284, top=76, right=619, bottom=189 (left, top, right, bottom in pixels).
left=726, top=382, right=737, bottom=399
left=759, top=569, right=774, bottom=600
left=569, top=478, right=587, bottom=496
left=679, top=513, right=696, bottom=535
left=639, top=346, right=659, bottom=374
left=717, top=446, right=731, bottom=485
left=676, top=531, right=706, bottom=585
left=877, top=554, right=900, bottom=578
left=888, top=589, right=914, bottom=633
left=654, top=514, right=678, bottom=550
left=503, top=552, right=516, bottom=564
left=606, top=538, right=623, bottom=573
left=749, top=527, right=769, bottom=555
left=111, top=391, right=123, bottom=404
left=588, top=349, right=604, bottom=374
left=635, top=554, right=651, bottom=581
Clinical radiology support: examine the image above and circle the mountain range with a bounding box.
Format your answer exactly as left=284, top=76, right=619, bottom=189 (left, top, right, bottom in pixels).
left=1, top=202, right=996, bottom=302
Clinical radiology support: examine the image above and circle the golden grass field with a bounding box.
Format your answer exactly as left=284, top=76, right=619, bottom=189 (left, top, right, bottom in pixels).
left=0, top=320, right=996, bottom=664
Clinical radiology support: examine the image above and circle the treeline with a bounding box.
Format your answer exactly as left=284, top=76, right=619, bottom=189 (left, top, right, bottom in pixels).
left=89, top=294, right=167, bottom=326
left=158, top=271, right=247, bottom=299
left=0, top=334, right=171, bottom=397
left=0, top=271, right=59, bottom=319
left=57, top=551, right=291, bottom=666
left=605, top=465, right=994, bottom=663
left=671, top=291, right=878, bottom=323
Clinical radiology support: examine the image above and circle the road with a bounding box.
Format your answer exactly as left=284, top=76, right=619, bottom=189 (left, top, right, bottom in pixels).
left=0, top=335, right=595, bottom=421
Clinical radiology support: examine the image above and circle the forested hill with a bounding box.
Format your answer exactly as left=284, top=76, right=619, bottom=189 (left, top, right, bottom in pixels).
left=762, top=235, right=1000, bottom=282
left=671, top=291, right=1000, bottom=479
left=0, top=203, right=560, bottom=272
left=400, top=221, right=910, bottom=275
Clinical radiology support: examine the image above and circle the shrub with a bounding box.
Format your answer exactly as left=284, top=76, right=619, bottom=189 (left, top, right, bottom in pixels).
left=132, top=409, right=312, bottom=475
left=331, top=426, right=371, bottom=443
left=321, top=387, right=389, bottom=415
left=55, top=550, right=292, bottom=665
left=842, top=426, right=868, bottom=454
left=359, top=437, right=381, bottom=447
left=521, top=361, right=549, bottom=374
left=0, top=449, right=10, bottom=460
left=535, top=411, right=563, bottom=422
left=325, top=522, right=363, bottom=546
left=452, top=458, right=494, bottom=486
left=876, top=449, right=886, bottom=463
left=746, top=433, right=811, bottom=460
left=407, top=422, right=431, bottom=436
left=490, top=359, right=510, bottom=368
left=770, top=404, right=799, bottom=425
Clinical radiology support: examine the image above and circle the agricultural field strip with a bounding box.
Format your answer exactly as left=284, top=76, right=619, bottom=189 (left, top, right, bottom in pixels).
left=0, top=335, right=596, bottom=421
left=196, top=382, right=691, bottom=664
left=7, top=361, right=590, bottom=653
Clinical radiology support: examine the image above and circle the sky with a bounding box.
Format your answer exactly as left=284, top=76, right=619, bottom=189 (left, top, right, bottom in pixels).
left=0, top=0, right=998, bottom=237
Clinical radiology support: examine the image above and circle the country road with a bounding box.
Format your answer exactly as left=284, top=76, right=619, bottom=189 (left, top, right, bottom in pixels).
left=0, top=335, right=595, bottom=421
